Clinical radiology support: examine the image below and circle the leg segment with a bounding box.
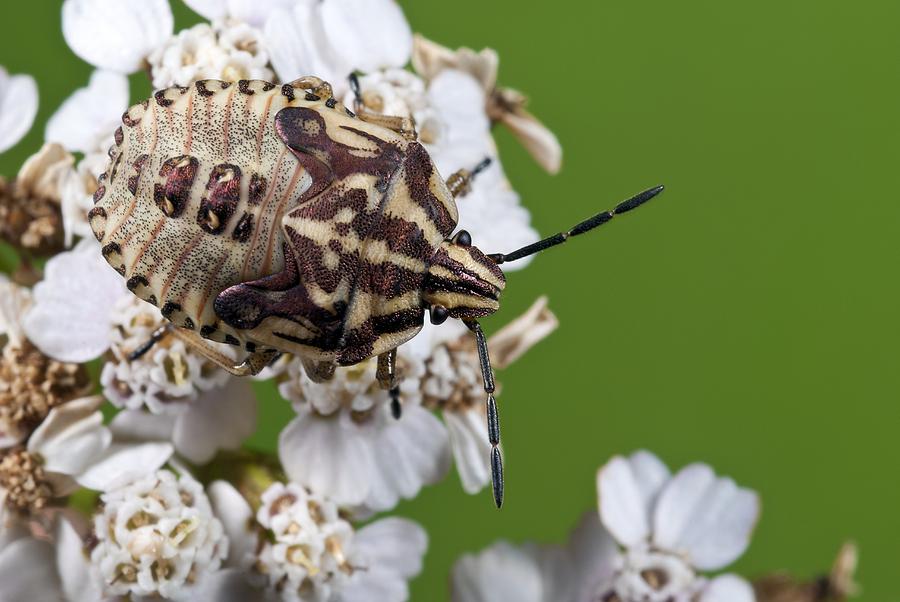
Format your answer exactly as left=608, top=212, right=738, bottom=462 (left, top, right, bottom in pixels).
left=377, top=348, right=403, bottom=419
left=465, top=320, right=504, bottom=509
left=288, top=76, right=334, bottom=100
left=348, top=73, right=418, bottom=140
left=169, top=327, right=280, bottom=377
left=445, top=157, right=492, bottom=198
left=301, top=358, right=336, bottom=383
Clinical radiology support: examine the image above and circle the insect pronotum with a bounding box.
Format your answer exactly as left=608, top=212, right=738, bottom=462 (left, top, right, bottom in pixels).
left=89, top=74, right=664, bottom=508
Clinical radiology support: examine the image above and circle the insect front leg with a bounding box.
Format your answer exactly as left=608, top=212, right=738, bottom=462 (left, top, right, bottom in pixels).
left=348, top=74, right=418, bottom=141
left=376, top=348, right=403, bottom=420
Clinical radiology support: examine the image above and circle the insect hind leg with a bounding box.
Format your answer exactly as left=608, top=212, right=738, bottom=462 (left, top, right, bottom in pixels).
left=170, top=328, right=280, bottom=377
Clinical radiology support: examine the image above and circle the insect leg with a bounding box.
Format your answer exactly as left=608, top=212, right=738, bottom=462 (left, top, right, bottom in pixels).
left=301, top=358, right=336, bottom=383
left=376, top=348, right=403, bottom=420
left=169, top=328, right=279, bottom=377
left=445, top=157, right=492, bottom=198
left=128, top=323, right=172, bottom=361
left=288, top=76, right=334, bottom=100
left=465, top=320, right=504, bottom=508
left=348, top=73, right=418, bottom=141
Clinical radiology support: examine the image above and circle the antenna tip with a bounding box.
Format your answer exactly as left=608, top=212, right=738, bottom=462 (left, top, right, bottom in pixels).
left=614, top=184, right=666, bottom=214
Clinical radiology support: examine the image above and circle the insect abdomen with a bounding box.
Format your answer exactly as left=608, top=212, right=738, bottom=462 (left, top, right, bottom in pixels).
left=90, top=79, right=316, bottom=345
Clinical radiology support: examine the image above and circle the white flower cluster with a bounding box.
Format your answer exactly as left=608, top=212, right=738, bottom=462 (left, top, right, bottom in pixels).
left=91, top=469, right=228, bottom=598
left=453, top=451, right=760, bottom=602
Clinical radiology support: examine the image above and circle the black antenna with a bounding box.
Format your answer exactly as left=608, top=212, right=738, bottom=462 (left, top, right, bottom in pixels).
left=489, top=185, right=664, bottom=265
left=465, top=320, right=504, bottom=508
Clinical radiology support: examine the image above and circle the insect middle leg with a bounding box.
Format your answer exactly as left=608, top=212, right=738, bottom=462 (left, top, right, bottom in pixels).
left=168, top=327, right=280, bottom=377
left=376, top=348, right=403, bottom=419
left=349, top=74, right=418, bottom=140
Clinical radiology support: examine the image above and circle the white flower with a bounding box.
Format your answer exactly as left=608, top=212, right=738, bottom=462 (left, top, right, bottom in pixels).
left=25, top=395, right=173, bottom=493
left=595, top=451, right=760, bottom=602
left=109, top=377, right=258, bottom=465
left=452, top=512, right=619, bottom=602
left=148, top=20, right=273, bottom=89
left=91, top=469, right=228, bottom=599
left=210, top=480, right=428, bottom=602
left=451, top=452, right=759, bottom=602
left=0, top=517, right=104, bottom=601
left=264, top=0, right=412, bottom=93
left=412, top=34, right=562, bottom=174
left=0, top=67, right=38, bottom=153
left=0, top=274, right=32, bottom=348
left=24, top=239, right=128, bottom=364
left=44, top=69, right=129, bottom=245
left=277, top=352, right=451, bottom=512
left=45, top=69, right=128, bottom=155
left=62, top=0, right=174, bottom=74
left=184, top=0, right=296, bottom=28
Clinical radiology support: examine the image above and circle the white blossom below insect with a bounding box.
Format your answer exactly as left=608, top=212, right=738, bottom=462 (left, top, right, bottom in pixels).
left=277, top=352, right=451, bottom=512
left=208, top=480, right=428, bottom=602
left=90, top=469, right=228, bottom=598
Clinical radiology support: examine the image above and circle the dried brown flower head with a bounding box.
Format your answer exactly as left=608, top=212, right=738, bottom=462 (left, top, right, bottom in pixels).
left=0, top=340, right=91, bottom=446
left=0, top=448, right=53, bottom=512
left=0, top=143, right=73, bottom=257
left=754, top=542, right=859, bottom=602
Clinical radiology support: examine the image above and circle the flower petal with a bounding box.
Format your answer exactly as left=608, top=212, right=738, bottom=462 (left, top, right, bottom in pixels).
left=264, top=3, right=351, bottom=89
left=550, top=512, right=619, bottom=602
left=597, top=450, right=671, bottom=547
left=109, top=408, right=177, bottom=441
left=354, top=517, right=427, bottom=579
left=698, top=574, right=756, bottom=602
left=76, top=441, right=173, bottom=491
left=278, top=411, right=372, bottom=506
left=363, top=404, right=451, bottom=511
left=172, top=379, right=257, bottom=464
left=24, top=239, right=127, bottom=362
left=45, top=69, right=128, bottom=154
left=0, top=538, right=63, bottom=600
left=62, top=0, right=173, bottom=73
left=0, top=275, right=33, bottom=347
left=27, top=396, right=111, bottom=476
left=652, top=463, right=760, bottom=570
left=56, top=518, right=103, bottom=602
left=500, top=109, right=563, bottom=175
left=320, top=0, right=412, bottom=73
left=451, top=541, right=544, bottom=602
left=190, top=568, right=272, bottom=602
left=444, top=406, right=491, bottom=494
left=208, top=481, right=256, bottom=569
left=0, top=68, right=38, bottom=153
left=487, top=296, right=558, bottom=370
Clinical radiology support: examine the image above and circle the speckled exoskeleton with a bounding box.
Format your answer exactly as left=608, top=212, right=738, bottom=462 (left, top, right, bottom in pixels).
left=89, top=75, right=663, bottom=506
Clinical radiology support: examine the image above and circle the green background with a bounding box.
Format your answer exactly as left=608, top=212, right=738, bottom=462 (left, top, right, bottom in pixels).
left=2, top=1, right=898, bottom=600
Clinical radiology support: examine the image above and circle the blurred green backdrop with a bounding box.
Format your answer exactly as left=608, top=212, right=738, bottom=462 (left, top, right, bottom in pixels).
left=2, top=1, right=899, bottom=600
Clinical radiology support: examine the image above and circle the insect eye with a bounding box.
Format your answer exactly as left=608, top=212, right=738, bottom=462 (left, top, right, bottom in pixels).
left=453, top=230, right=472, bottom=247
left=430, top=305, right=450, bottom=325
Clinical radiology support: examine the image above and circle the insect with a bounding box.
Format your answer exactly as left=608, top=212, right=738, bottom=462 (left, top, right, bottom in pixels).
left=89, top=75, right=664, bottom=507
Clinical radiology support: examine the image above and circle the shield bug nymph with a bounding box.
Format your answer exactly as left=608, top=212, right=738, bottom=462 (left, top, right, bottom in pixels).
left=89, top=74, right=663, bottom=507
